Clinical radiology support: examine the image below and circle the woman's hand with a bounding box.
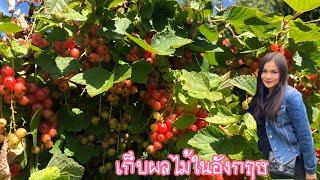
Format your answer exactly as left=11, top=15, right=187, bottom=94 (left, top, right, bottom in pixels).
left=306, top=173, right=317, bottom=179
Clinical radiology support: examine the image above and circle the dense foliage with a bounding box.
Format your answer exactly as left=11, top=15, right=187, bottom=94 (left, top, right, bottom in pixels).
left=0, top=0, right=319, bottom=179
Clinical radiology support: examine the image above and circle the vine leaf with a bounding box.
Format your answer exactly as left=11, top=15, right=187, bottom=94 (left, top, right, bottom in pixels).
left=36, top=55, right=81, bottom=79
left=171, top=113, right=197, bottom=129
left=45, top=0, right=71, bottom=14
left=47, top=153, right=85, bottom=180
left=231, top=75, right=257, bottom=96
left=0, top=22, right=21, bottom=34
left=131, top=60, right=154, bottom=84
left=283, top=0, right=320, bottom=13
left=205, top=112, right=240, bottom=125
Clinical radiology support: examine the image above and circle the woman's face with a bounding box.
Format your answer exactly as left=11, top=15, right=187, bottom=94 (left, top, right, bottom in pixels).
left=261, top=60, right=280, bottom=93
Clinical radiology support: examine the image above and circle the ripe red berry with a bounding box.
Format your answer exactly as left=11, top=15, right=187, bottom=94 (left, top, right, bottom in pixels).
left=1, top=66, right=14, bottom=77
left=157, top=133, right=166, bottom=142
left=18, top=95, right=30, bottom=106
left=3, top=76, right=16, bottom=89
left=157, top=123, right=168, bottom=134
left=270, top=44, right=278, bottom=52
left=153, top=141, right=162, bottom=150
left=41, top=133, right=51, bottom=143
left=13, top=83, right=26, bottom=94
left=64, top=38, right=76, bottom=49
left=70, top=48, right=80, bottom=58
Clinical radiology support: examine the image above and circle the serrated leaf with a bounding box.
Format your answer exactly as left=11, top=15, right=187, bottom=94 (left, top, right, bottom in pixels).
left=113, top=64, right=131, bottom=83
left=57, top=107, right=90, bottom=132
left=64, top=8, right=87, bottom=22
left=199, top=24, right=218, bottom=42
left=151, top=27, right=193, bottom=55
left=131, top=60, right=154, bottom=84
left=187, top=126, right=225, bottom=160
left=289, top=19, right=320, bottom=43
left=29, top=166, right=61, bottom=180
left=231, top=75, right=257, bottom=96
left=30, top=108, right=43, bottom=147
left=180, top=70, right=211, bottom=99
left=36, top=55, right=81, bottom=79
left=224, top=6, right=257, bottom=25
left=283, top=0, right=320, bottom=13
left=126, top=33, right=159, bottom=54
left=11, top=40, right=28, bottom=56
left=205, top=112, right=240, bottom=125
left=171, top=113, right=197, bottom=129
left=45, top=0, right=71, bottom=14
left=114, top=18, right=132, bottom=35
left=243, top=113, right=256, bottom=130
left=0, top=42, right=14, bottom=58
left=175, top=132, right=197, bottom=150
left=47, top=153, right=85, bottom=180
left=70, top=67, right=114, bottom=97
left=0, top=22, right=21, bottom=34
left=49, top=139, right=63, bottom=154
left=63, top=134, right=96, bottom=164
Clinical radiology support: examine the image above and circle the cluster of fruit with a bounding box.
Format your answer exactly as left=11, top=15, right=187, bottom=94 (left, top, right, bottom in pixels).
left=107, top=80, right=138, bottom=102
left=171, top=49, right=194, bottom=69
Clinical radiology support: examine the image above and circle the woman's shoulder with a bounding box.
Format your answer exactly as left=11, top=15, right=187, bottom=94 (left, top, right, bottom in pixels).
left=284, top=85, right=302, bottom=101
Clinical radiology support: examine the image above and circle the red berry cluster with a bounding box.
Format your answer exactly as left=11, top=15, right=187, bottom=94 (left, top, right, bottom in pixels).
left=9, top=163, right=21, bottom=178
left=25, top=83, right=57, bottom=149
left=143, top=80, right=170, bottom=111
left=270, top=43, right=293, bottom=71
left=188, top=108, right=208, bottom=132
left=126, top=47, right=141, bottom=62
left=0, top=66, right=29, bottom=105
left=30, top=32, right=50, bottom=48
left=147, top=113, right=176, bottom=154
left=171, top=49, right=194, bottom=69
left=107, top=80, right=138, bottom=104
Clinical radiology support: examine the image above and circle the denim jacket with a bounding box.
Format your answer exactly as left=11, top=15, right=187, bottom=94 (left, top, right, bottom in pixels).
left=255, top=85, right=317, bottom=174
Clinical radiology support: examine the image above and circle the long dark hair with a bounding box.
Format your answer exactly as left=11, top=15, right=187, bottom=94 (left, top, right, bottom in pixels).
left=250, top=52, right=288, bottom=122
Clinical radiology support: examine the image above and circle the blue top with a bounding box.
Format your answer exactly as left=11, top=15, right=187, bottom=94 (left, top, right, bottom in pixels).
left=249, top=85, right=317, bottom=174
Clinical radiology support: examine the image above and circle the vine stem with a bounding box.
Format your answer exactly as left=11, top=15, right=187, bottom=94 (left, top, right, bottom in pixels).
left=9, top=97, right=16, bottom=133
left=98, top=94, right=102, bottom=118
left=305, top=18, right=320, bottom=24
left=218, top=125, right=231, bottom=138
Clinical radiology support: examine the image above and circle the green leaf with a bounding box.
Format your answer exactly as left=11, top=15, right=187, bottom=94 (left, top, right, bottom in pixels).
left=171, top=113, right=197, bottom=129
left=0, top=22, right=21, bottom=34
left=205, top=112, right=240, bottom=125
left=113, top=64, right=131, bottom=83
left=114, top=18, right=132, bottom=35
left=29, top=166, right=61, bottom=180
left=36, top=55, right=81, bottom=79
left=151, top=26, right=193, bottom=55
left=224, top=6, right=257, bottom=25
left=125, top=33, right=159, bottom=54
left=131, top=60, right=154, bottom=84
left=289, top=19, right=320, bottom=43
left=199, top=24, right=218, bottom=42
left=10, top=40, right=28, bottom=56
left=108, top=0, right=126, bottom=10
left=175, top=132, right=197, bottom=150
left=64, top=8, right=87, bottom=21
left=57, top=107, right=90, bottom=132
left=30, top=108, right=43, bottom=147
left=45, top=0, right=71, bottom=14
left=283, top=0, right=320, bottom=13
left=47, top=27, right=68, bottom=42
left=0, top=42, right=14, bottom=58
left=47, top=153, right=85, bottom=180
left=70, top=67, right=114, bottom=97
left=243, top=113, right=256, bottom=130
left=187, top=126, right=225, bottom=160
left=231, top=75, right=257, bottom=96
left=49, top=139, right=63, bottom=154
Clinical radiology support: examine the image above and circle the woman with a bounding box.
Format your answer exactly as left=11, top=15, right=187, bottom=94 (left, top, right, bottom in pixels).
left=249, top=52, right=317, bottom=179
